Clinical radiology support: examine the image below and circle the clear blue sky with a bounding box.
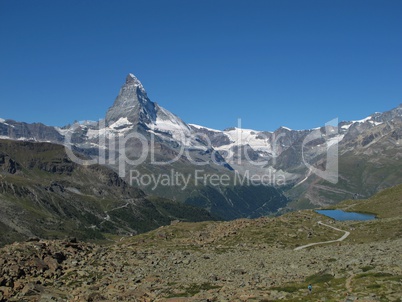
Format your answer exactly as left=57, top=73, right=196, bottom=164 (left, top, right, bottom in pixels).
left=1, top=0, right=401, bottom=131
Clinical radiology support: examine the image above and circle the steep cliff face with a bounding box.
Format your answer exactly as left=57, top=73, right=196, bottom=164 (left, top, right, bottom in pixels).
left=105, top=73, right=157, bottom=126
left=0, top=120, right=64, bottom=142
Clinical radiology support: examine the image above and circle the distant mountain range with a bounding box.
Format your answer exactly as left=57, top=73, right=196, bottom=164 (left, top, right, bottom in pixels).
left=1, top=73, right=402, bottom=219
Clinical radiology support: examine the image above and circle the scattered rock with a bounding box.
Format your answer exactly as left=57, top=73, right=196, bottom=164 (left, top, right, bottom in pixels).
left=26, top=237, right=40, bottom=242
left=0, top=214, right=401, bottom=301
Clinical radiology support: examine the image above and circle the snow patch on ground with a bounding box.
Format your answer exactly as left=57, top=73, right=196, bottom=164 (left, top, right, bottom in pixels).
left=55, top=127, right=70, bottom=136
left=353, top=116, right=372, bottom=123
left=326, top=134, right=345, bottom=147
left=0, top=118, right=14, bottom=128
left=214, top=128, right=274, bottom=161
left=189, top=124, right=221, bottom=133
left=146, top=107, right=204, bottom=147
left=223, top=128, right=272, bottom=152
left=110, top=117, right=132, bottom=129
left=341, top=123, right=353, bottom=130
left=150, top=118, right=190, bottom=142
left=86, top=129, right=101, bottom=139
left=340, top=118, right=382, bottom=130
left=369, top=121, right=383, bottom=126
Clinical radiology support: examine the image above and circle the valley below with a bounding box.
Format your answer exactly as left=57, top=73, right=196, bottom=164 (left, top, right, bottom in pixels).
left=1, top=184, right=401, bottom=301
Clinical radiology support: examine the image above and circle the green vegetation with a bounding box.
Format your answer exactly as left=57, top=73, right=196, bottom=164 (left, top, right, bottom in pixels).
left=310, top=183, right=402, bottom=245
left=167, top=282, right=221, bottom=298
left=271, top=285, right=301, bottom=293
left=361, top=265, right=375, bottom=272
left=350, top=272, right=402, bottom=298
left=0, top=139, right=216, bottom=246
left=305, top=272, right=334, bottom=284
left=337, top=183, right=402, bottom=218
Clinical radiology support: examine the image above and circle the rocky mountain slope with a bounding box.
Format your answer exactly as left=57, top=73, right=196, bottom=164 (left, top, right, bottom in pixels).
left=286, top=106, right=402, bottom=208
left=0, top=184, right=401, bottom=301
left=1, top=74, right=402, bottom=211
left=0, top=139, right=215, bottom=247
left=192, top=105, right=402, bottom=207
left=1, top=74, right=289, bottom=220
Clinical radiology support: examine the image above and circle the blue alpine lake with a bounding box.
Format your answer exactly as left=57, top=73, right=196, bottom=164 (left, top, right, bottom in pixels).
left=316, top=209, right=376, bottom=221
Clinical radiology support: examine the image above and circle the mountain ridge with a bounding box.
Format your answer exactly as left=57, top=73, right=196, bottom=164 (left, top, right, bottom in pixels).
left=1, top=73, right=402, bottom=211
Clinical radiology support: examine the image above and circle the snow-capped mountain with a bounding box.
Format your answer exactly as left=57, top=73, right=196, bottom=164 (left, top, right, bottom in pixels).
left=104, top=73, right=200, bottom=148
left=51, top=74, right=204, bottom=152
left=1, top=73, right=402, bottom=209
left=0, top=74, right=289, bottom=219
left=190, top=105, right=402, bottom=174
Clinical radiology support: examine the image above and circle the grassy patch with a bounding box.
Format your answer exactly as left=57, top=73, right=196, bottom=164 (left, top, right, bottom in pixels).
left=337, top=183, right=402, bottom=218
left=361, top=265, right=375, bottom=272
left=351, top=272, right=402, bottom=297
left=356, top=272, right=393, bottom=279
left=167, top=282, right=221, bottom=298
left=305, top=272, right=334, bottom=284
left=271, top=285, right=300, bottom=293
left=367, top=284, right=381, bottom=289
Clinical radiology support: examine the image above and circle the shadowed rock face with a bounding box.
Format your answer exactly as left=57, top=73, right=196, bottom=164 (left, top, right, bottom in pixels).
left=0, top=154, right=19, bottom=174
left=0, top=120, right=64, bottom=142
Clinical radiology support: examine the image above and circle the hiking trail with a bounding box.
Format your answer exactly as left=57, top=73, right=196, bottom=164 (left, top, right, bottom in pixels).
left=294, top=221, right=350, bottom=251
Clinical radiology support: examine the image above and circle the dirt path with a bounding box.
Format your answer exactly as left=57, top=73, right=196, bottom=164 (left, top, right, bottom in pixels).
left=345, top=272, right=355, bottom=293
left=294, top=221, right=350, bottom=251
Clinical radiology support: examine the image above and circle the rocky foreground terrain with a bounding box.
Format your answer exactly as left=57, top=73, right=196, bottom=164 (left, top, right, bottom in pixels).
left=1, top=202, right=401, bottom=302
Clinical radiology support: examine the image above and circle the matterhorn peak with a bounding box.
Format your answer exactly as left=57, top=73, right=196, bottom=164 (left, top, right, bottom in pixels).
left=105, top=73, right=155, bottom=126
left=125, top=73, right=146, bottom=93
left=126, top=73, right=140, bottom=84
